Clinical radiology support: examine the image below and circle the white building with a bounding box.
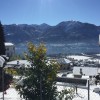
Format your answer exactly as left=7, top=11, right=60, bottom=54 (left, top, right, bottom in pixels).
left=5, top=42, right=15, bottom=57
left=57, top=58, right=72, bottom=70
left=6, top=60, right=31, bottom=68
left=73, top=67, right=100, bottom=76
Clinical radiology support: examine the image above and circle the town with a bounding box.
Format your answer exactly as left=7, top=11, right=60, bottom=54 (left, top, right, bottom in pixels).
left=0, top=0, right=100, bottom=100
left=1, top=40, right=100, bottom=100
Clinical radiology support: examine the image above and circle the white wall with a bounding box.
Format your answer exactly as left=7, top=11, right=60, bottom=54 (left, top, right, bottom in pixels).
left=5, top=43, right=15, bottom=57
left=73, top=67, right=100, bottom=76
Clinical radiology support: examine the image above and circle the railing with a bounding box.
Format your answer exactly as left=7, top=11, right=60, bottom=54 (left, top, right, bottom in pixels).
left=56, top=77, right=90, bottom=100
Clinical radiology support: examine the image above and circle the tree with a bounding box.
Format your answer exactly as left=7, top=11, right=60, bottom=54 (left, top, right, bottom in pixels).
left=58, top=88, right=75, bottom=100
left=0, top=56, right=13, bottom=92
left=0, top=23, right=12, bottom=92
left=0, top=68, right=13, bottom=92
left=0, top=21, right=5, bottom=55
left=16, top=42, right=59, bottom=100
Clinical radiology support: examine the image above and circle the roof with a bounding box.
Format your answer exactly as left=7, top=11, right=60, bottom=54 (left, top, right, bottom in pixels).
left=68, top=55, right=90, bottom=60
left=6, top=60, right=31, bottom=68
left=73, top=67, right=100, bottom=76
left=0, top=55, right=9, bottom=67
left=0, top=56, right=5, bottom=67
left=5, top=42, right=14, bottom=46
left=58, top=58, right=71, bottom=64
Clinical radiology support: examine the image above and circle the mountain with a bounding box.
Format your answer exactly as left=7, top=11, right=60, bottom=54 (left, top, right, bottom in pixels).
left=3, top=21, right=100, bottom=54
left=4, top=23, right=50, bottom=44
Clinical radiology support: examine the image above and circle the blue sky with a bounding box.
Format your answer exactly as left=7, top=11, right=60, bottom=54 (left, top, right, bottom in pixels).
left=0, top=0, right=100, bottom=26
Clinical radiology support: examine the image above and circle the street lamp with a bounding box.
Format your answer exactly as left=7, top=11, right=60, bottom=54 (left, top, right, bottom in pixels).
left=0, top=55, right=9, bottom=100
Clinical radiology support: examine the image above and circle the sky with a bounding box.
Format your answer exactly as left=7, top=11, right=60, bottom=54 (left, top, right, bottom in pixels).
left=0, top=0, right=100, bottom=26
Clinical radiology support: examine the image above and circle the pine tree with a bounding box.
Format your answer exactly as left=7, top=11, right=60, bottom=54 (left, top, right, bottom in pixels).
left=0, top=22, right=5, bottom=55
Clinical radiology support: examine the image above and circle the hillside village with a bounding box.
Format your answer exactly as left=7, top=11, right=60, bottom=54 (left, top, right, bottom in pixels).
left=1, top=42, right=100, bottom=100
left=1, top=0, right=100, bottom=99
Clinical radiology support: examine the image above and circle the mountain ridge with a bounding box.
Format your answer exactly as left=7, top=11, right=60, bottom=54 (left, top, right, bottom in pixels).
left=3, top=20, right=100, bottom=54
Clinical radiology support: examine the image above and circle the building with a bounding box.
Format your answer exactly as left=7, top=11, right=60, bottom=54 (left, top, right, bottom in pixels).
left=57, top=58, right=72, bottom=70
left=73, top=66, right=100, bottom=78
left=5, top=42, right=15, bottom=58
left=6, top=60, right=31, bottom=68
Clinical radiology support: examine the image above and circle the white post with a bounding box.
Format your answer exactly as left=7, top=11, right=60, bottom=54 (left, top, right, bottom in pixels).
left=99, top=34, right=100, bottom=45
